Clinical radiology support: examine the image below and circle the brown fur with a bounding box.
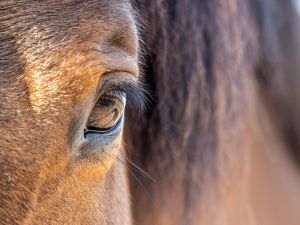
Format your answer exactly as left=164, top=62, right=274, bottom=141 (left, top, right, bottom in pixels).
left=0, top=1, right=137, bottom=224
left=1, top=0, right=300, bottom=225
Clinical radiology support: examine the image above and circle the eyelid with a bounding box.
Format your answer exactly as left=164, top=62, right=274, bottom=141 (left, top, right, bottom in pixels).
left=84, top=113, right=125, bottom=137
left=100, top=89, right=126, bottom=102
left=97, top=72, right=148, bottom=112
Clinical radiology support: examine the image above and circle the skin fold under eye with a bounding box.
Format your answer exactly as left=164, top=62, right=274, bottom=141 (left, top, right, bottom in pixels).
left=85, top=91, right=126, bottom=134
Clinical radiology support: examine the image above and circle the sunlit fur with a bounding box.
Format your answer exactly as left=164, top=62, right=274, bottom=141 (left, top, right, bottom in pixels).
left=0, top=0, right=138, bottom=224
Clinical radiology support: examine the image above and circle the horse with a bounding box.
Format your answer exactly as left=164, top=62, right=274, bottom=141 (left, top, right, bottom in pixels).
left=1, top=0, right=300, bottom=225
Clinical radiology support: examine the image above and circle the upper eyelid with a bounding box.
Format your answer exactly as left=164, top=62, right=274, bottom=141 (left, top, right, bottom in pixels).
left=97, top=72, right=148, bottom=112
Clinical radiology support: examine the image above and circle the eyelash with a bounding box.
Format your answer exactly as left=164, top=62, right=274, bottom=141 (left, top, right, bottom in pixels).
left=83, top=77, right=148, bottom=141
left=98, top=83, right=147, bottom=113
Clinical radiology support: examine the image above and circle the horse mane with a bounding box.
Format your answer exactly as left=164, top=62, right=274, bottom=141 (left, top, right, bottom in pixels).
left=126, top=0, right=300, bottom=224
left=251, top=0, right=300, bottom=161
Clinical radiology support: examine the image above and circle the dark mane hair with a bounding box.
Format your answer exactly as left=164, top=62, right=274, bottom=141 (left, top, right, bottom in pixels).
left=126, top=0, right=300, bottom=224
left=251, top=0, right=300, bottom=161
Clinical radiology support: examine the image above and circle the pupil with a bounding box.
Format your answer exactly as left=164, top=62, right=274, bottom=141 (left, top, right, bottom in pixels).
left=98, top=97, right=115, bottom=107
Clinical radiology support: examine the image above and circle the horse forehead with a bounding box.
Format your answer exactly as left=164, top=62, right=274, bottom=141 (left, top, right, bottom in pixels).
left=3, top=0, right=138, bottom=64
left=15, top=0, right=139, bottom=58
left=2, top=0, right=139, bottom=108
left=18, top=0, right=132, bottom=15
left=15, top=0, right=135, bottom=34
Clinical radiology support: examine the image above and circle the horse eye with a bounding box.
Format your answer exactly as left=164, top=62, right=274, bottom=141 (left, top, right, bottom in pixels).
left=85, top=91, right=126, bottom=133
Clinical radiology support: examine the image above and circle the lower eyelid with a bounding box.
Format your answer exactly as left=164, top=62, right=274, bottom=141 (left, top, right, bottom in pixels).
left=84, top=113, right=125, bottom=139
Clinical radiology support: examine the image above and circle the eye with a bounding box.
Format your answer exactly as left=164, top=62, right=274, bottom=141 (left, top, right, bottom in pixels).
left=84, top=91, right=126, bottom=135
